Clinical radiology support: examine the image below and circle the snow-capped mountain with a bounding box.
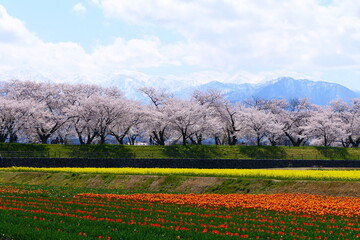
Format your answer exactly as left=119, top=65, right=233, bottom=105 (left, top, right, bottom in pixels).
left=175, top=81, right=256, bottom=100
left=178, top=77, right=360, bottom=105
left=1, top=68, right=359, bottom=105
left=253, top=77, right=360, bottom=105
left=0, top=68, right=190, bottom=99
left=0, top=67, right=55, bottom=83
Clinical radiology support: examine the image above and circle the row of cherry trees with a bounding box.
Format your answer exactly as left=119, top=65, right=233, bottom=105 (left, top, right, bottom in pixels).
left=0, top=80, right=359, bottom=147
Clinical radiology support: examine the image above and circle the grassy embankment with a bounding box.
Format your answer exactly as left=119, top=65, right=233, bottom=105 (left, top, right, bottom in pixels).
left=1, top=143, right=360, bottom=160
left=0, top=168, right=360, bottom=197
left=1, top=143, right=360, bottom=197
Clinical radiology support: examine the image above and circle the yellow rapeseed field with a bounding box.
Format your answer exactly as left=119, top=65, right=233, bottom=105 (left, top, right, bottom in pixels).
left=0, top=167, right=359, bottom=181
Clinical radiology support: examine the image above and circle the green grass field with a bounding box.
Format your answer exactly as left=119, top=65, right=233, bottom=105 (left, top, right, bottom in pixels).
left=2, top=167, right=360, bottom=181
left=0, top=184, right=359, bottom=240
left=1, top=144, right=360, bottom=239
left=1, top=143, right=360, bottom=160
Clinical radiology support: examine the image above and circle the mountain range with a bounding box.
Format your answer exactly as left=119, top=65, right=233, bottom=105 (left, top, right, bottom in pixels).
left=0, top=68, right=359, bottom=105
left=176, top=77, right=360, bottom=105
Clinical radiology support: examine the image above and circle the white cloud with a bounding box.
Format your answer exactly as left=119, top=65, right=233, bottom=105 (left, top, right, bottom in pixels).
left=0, top=5, right=39, bottom=45
left=0, top=5, right=95, bottom=82
left=90, top=0, right=100, bottom=5
left=1, top=2, right=360, bottom=92
left=72, top=3, right=87, bottom=14
left=92, top=37, right=167, bottom=70
left=0, top=5, right=185, bottom=84
left=94, top=0, right=360, bottom=72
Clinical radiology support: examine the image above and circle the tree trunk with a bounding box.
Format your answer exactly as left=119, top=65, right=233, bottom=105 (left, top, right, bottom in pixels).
left=181, top=129, right=187, bottom=145
left=74, top=127, right=85, bottom=144
left=349, top=136, right=360, bottom=148
left=128, top=135, right=138, bottom=145
left=189, top=133, right=202, bottom=145
left=0, top=133, right=7, bottom=142
left=76, top=132, right=85, bottom=145
left=285, top=132, right=304, bottom=146
left=111, top=127, right=131, bottom=145
left=111, top=132, right=126, bottom=144
left=214, top=136, right=221, bottom=145
left=85, top=132, right=97, bottom=144
left=195, top=133, right=202, bottom=145
left=341, top=139, right=350, bottom=147
left=115, top=136, right=125, bottom=145
left=36, top=123, right=61, bottom=144
left=270, top=140, right=277, bottom=146
left=257, top=135, right=261, bottom=146
left=323, top=136, right=329, bottom=147
left=227, top=129, right=237, bottom=145
left=99, top=135, right=106, bottom=144
left=39, top=134, right=51, bottom=144
left=9, top=133, right=18, bottom=143
left=78, top=135, right=85, bottom=145
left=152, top=130, right=165, bottom=145
left=228, top=136, right=237, bottom=145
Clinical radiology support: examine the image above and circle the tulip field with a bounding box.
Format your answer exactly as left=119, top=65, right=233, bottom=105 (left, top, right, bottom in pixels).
left=0, top=184, right=360, bottom=239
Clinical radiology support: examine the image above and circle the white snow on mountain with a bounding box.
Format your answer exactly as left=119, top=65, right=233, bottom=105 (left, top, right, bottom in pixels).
left=0, top=68, right=359, bottom=105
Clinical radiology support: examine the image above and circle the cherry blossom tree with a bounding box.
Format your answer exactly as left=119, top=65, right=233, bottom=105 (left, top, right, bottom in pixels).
left=139, top=87, right=173, bottom=145
left=67, top=96, right=100, bottom=144
left=109, top=101, right=144, bottom=145
left=330, top=99, right=352, bottom=147
left=243, top=97, right=270, bottom=111
left=61, top=84, right=110, bottom=144
left=67, top=92, right=128, bottom=144
left=166, top=98, right=209, bottom=145
left=126, top=123, right=146, bottom=145
left=347, top=99, right=360, bottom=147
left=192, top=91, right=244, bottom=145
left=241, top=107, right=272, bottom=146
left=190, top=89, right=224, bottom=144
left=1, top=79, right=360, bottom=148
left=2, top=80, right=71, bottom=143
left=0, top=98, right=34, bottom=142
left=279, top=98, right=313, bottom=146
left=331, top=99, right=360, bottom=147
left=303, top=106, right=346, bottom=146
left=262, top=99, right=288, bottom=146
left=215, top=102, right=243, bottom=145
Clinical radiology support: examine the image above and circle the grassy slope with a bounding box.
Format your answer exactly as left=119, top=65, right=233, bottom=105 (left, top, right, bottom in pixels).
left=1, top=144, right=359, bottom=197
left=0, top=171, right=359, bottom=197
left=1, top=143, right=360, bottom=160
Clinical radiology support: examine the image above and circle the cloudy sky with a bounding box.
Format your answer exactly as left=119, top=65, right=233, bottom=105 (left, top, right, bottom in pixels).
left=1, top=0, right=360, bottom=90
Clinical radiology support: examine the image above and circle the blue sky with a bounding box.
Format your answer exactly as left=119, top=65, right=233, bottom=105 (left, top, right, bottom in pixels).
left=0, top=1, right=143, bottom=52
left=0, top=0, right=360, bottom=91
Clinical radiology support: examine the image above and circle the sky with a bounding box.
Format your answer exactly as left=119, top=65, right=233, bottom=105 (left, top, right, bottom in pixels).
left=0, top=0, right=360, bottom=91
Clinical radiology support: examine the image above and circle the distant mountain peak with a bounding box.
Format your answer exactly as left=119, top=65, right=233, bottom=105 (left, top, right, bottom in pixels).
left=1, top=68, right=358, bottom=105
left=180, top=77, right=360, bottom=105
